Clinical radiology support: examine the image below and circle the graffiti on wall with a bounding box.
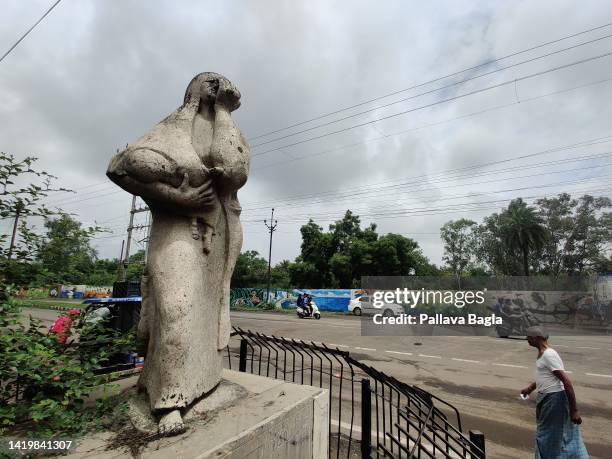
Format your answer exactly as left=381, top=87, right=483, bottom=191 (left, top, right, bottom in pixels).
left=485, top=290, right=611, bottom=327
left=229, top=288, right=366, bottom=311
left=230, top=288, right=294, bottom=309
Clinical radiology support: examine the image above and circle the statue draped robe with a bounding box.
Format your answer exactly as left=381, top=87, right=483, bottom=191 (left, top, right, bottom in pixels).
left=107, top=73, right=248, bottom=412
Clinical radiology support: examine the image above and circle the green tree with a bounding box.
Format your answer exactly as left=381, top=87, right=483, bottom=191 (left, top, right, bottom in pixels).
left=85, top=258, right=121, bottom=285
left=440, top=219, right=477, bottom=281
left=231, top=250, right=268, bottom=287
left=372, top=233, right=422, bottom=276
left=36, top=214, right=100, bottom=284
left=475, top=213, right=517, bottom=275
left=0, top=154, right=71, bottom=285
left=270, top=259, right=292, bottom=289
left=288, top=257, right=320, bottom=288
left=125, top=250, right=145, bottom=281
left=562, top=195, right=612, bottom=274
left=593, top=254, right=612, bottom=273
left=299, top=220, right=334, bottom=287
left=534, top=193, right=575, bottom=277
left=501, top=199, right=547, bottom=276
left=290, top=211, right=436, bottom=287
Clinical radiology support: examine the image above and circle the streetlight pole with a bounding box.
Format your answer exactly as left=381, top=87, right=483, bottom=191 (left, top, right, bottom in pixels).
left=264, top=208, right=277, bottom=304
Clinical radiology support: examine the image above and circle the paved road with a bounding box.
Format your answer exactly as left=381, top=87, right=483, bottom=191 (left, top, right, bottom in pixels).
left=230, top=311, right=612, bottom=458
left=25, top=307, right=612, bottom=458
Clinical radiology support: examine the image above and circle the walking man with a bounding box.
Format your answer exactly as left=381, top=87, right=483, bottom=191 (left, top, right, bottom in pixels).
left=521, top=326, right=589, bottom=458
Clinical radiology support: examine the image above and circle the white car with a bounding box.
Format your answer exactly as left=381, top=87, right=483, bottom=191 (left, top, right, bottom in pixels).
left=348, top=296, right=404, bottom=317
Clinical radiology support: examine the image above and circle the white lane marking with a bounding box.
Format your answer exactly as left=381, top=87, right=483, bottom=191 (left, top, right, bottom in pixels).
left=585, top=373, right=612, bottom=378
left=555, top=344, right=569, bottom=348
left=355, top=347, right=376, bottom=351
left=493, top=363, right=528, bottom=369
left=419, top=354, right=442, bottom=359
left=565, top=370, right=573, bottom=374
left=329, top=343, right=349, bottom=348
left=385, top=350, right=413, bottom=356
left=577, top=346, right=600, bottom=350
left=452, top=358, right=480, bottom=364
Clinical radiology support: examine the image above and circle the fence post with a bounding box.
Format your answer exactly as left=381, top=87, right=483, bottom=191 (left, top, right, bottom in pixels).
left=239, top=339, right=248, bottom=373
left=469, top=430, right=485, bottom=458
left=361, top=378, right=372, bottom=459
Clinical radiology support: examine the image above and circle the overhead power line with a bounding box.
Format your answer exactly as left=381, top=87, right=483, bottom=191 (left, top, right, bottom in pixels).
left=240, top=184, right=612, bottom=224
left=42, top=77, right=612, bottom=211
left=250, top=77, right=612, bottom=171
left=43, top=136, right=612, bottom=220
left=252, top=50, right=612, bottom=158
left=246, top=20, right=612, bottom=141
left=256, top=183, right=612, bottom=223
left=92, top=180, right=611, bottom=243
left=242, top=135, right=612, bottom=209
left=251, top=32, right=612, bottom=149
left=253, top=173, right=612, bottom=222
left=242, top=157, right=612, bottom=215
left=0, top=0, right=63, bottom=64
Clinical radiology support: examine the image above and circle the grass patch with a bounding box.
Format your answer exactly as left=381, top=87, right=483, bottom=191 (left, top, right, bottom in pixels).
left=12, top=298, right=80, bottom=311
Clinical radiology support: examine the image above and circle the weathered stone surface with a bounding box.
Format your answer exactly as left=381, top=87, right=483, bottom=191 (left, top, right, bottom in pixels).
left=126, top=390, right=158, bottom=434
left=65, top=371, right=329, bottom=459
left=183, top=379, right=248, bottom=422
left=126, top=379, right=249, bottom=434
left=106, top=73, right=249, bottom=433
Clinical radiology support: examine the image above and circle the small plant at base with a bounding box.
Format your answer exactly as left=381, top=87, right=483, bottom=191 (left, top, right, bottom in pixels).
left=0, top=291, right=134, bottom=438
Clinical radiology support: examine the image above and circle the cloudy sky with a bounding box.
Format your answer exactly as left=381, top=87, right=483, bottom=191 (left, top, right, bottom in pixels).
left=2, top=0, right=612, bottom=267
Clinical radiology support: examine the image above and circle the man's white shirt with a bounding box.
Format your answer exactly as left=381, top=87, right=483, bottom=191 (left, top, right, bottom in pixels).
left=536, top=348, right=565, bottom=394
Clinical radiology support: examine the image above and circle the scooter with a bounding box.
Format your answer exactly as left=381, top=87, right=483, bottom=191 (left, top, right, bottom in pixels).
left=297, top=301, right=321, bottom=320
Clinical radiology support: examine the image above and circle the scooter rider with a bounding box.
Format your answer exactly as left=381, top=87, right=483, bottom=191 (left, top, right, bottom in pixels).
left=304, top=293, right=312, bottom=315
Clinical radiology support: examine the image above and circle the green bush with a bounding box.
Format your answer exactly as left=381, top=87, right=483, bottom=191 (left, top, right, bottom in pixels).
left=0, top=298, right=134, bottom=437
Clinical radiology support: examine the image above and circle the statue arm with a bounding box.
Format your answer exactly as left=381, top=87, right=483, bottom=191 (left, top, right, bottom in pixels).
left=111, top=173, right=216, bottom=209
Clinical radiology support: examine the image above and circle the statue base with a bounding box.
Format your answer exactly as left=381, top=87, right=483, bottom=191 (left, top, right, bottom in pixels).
left=126, top=377, right=249, bottom=435
left=66, top=369, right=329, bottom=459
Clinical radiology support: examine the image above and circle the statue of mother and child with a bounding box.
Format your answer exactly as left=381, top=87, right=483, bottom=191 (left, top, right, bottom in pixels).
left=106, top=72, right=249, bottom=435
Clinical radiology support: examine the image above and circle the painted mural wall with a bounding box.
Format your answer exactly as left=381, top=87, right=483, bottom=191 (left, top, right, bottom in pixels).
left=229, top=288, right=368, bottom=312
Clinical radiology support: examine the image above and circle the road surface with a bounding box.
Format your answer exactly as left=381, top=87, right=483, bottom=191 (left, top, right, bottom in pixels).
left=24, top=307, right=612, bottom=458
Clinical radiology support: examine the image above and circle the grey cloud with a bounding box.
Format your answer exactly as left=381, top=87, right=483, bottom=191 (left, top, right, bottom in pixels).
left=1, top=0, right=611, bottom=266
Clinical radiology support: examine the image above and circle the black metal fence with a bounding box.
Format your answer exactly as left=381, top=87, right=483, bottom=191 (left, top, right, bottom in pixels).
left=225, top=327, right=486, bottom=459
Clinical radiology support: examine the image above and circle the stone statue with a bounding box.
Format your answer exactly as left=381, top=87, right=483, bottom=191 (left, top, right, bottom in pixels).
left=106, top=73, right=249, bottom=435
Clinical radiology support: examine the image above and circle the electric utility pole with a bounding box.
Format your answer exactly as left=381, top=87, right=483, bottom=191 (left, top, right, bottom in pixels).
left=264, top=208, right=277, bottom=304
left=122, top=196, right=137, bottom=280
left=122, top=196, right=149, bottom=280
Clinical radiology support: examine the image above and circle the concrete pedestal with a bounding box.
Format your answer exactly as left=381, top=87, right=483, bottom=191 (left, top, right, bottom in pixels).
left=66, top=370, right=329, bottom=459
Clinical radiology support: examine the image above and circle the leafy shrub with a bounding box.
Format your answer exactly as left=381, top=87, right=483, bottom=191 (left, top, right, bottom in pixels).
left=0, top=298, right=134, bottom=437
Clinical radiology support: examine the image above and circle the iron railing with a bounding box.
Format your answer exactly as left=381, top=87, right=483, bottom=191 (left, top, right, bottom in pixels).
left=225, top=327, right=486, bottom=458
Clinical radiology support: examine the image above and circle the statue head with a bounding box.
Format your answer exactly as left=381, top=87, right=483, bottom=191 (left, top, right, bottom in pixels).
left=184, top=72, right=241, bottom=112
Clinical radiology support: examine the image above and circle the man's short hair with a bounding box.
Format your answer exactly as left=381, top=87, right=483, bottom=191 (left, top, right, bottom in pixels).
left=526, top=326, right=549, bottom=340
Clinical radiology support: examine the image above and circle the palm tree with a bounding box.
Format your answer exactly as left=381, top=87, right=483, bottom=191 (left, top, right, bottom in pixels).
left=501, top=199, right=548, bottom=276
